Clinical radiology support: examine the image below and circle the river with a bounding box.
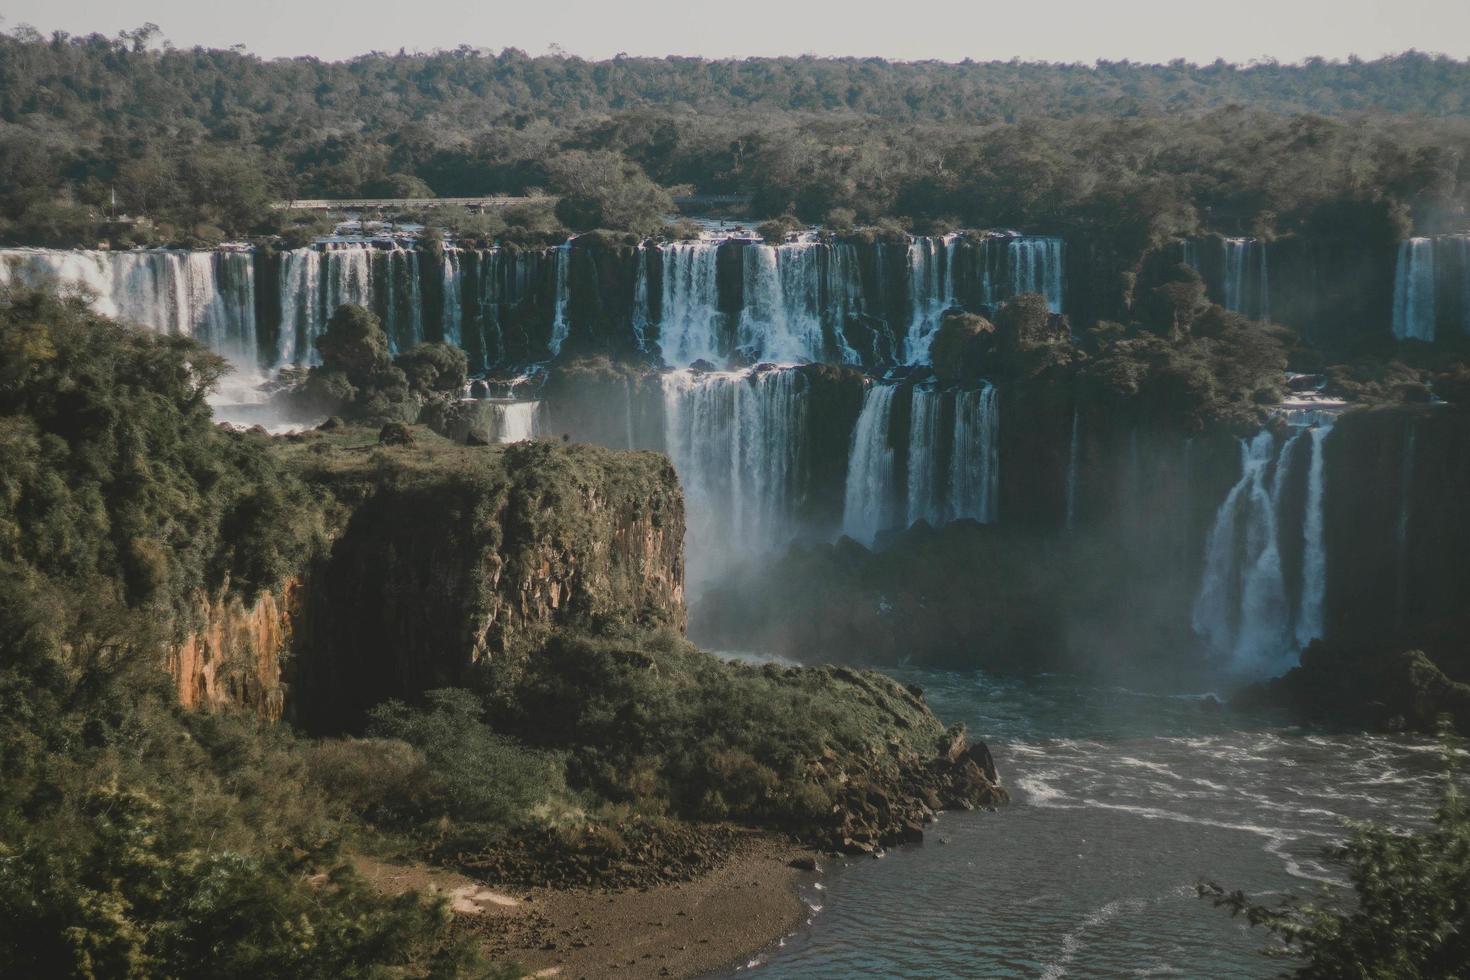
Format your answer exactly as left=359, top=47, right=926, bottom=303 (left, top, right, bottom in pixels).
left=719, top=668, right=1449, bottom=978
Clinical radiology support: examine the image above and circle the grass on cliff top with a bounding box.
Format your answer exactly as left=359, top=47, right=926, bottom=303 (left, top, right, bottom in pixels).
left=271, top=423, right=675, bottom=505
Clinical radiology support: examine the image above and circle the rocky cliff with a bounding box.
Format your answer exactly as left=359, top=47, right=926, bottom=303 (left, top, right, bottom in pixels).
left=168, top=580, right=300, bottom=719
left=281, top=434, right=686, bottom=730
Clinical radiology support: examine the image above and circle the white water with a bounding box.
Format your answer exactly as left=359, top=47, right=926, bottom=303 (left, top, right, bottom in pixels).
left=548, top=243, right=571, bottom=356
left=1222, top=238, right=1269, bottom=319
left=1005, top=236, right=1065, bottom=314
left=661, top=367, right=809, bottom=590
left=487, top=400, right=541, bottom=442
left=948, top=384, right=1001, bottom=524
left=1193, top=421, right=1334, bottom=673
left=0, top=247, right=260, bottom=367
left=657, top=240, right=724, bottom=365
left=904, top=235, right=958, bottom=363
left=845, top=382, right=1000, bottom=543
left=842, top=384, right=900, bottom=543
left=905, top=387, right=947, bottom=525
left=1294, top=422, right=1332, bottom=646
left=1392, top=238, right=1436, bottom=342
left=441, top=248, right=464, bottom=348
left=630, top=244, right=651, bottom=351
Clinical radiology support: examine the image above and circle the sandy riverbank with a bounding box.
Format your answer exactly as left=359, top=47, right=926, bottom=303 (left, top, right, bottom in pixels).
left=355, top=829, right=817, bottom=979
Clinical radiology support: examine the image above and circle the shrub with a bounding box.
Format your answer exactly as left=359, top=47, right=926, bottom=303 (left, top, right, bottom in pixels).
left=1202, top=730, right=1470, bottom=977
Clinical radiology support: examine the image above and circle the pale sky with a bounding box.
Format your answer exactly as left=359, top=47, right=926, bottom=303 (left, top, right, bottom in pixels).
left=2, top=0, right=1466, bottom=63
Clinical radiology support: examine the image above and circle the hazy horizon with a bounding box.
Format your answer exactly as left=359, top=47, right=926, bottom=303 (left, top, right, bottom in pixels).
left=3, top=0, right=1468, bottom=64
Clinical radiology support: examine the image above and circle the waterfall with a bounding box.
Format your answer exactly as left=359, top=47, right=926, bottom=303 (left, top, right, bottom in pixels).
left=1392, top=238, right=1436, bottom=342
left=657, top=241, right=723, bottom=365
left=489, top=400, right=541, bottom=443
left=1219, top=238, right=1270, bottom=319
left=0, top=247, right=258, bottom=366
left=904, top=236, right=957, bottom=363
left=1192, top=430, right=1299, bottom=673
left=549, top=243, right=571, bottom=356
left=736, top=241, right=863, bottom=364
left=1294, top=422, right=1332, bottom=647
left=905, top=387, right=946, bottom=524
left=1181, top=239, right=1201, bottom=274
left=661, top=367, right=808, bottom=589
left=1007, top=237, right=1064, bottom=313
left=1064, top=407, right=1081, bottom=531
left=381, top=246, right=423, bottom=352
left=277, top=247, right=320, bottom=366
left=948, top=384, right=1000, bottom=524
left=186, top=251, right=258, bottom=367
left=842, top=384, right=899, bottom=544
left=442, top=249, right=463, bottom=348
left=630, top=244, right=651, bottom=351
left=1258, top=241, right=1271, bottom=322
left=845, top=381, right=999, bottom=541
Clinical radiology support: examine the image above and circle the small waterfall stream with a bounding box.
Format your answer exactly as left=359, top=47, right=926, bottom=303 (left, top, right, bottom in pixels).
left=1392, top=238, right=1437, bottom=342
left=1192, top=420, right=1333, bottom=672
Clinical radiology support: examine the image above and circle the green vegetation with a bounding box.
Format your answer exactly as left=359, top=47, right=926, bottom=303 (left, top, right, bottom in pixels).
left=1, top=292, right=1000, bottom=969
left=1202, top=732, right=1469, bottom=977
left=296, top=304, right=466, bottom=422
left=1, top=27, right=1467, bottom=245
left=0, top=289, right=485, bottom=977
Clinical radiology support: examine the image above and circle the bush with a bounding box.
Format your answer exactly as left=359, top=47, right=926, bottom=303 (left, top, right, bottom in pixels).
left=366, top=689, right=570, bottom=830
left=1202, top=731, right=1470, bottom=977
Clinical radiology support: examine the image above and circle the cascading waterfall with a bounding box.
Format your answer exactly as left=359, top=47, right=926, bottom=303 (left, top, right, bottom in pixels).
left=489, top=400, right=541, bottom=443
left=381, top=246, right=423, bottom=351
left=842, top=384, right=900, bottom=544
left=277, top=247, right=321, bottom=366
left=185, top=251, right=258, bottom=366
left=1222, top=238, right=1269, bottom=319
left=661, top=367, right=809, bottom=589
left=441, top=249, right=464, bottom=348
left=657, top=241, right=724, bottom=365
left=1294, top=422, right=1332, bottom=647
left=1392, top=238, right=1436, bottom=342
left=466, top=246, right=548, bottom=371
left=630, top=244, right=651, bottom=352
left=0, top=247, right=259, bottom=366
left=905, top=387, right=947, bottom=525
left=1193, top=422, right=1335, bottom=673
left=904, top=235, right=957, bottom=363
left=1007, top=236, right=1065, bottom=314
left=948, top=384, right=1000, bottom=524
left=738, top=241, right=864, bottom=364
left=1180, top=239, right=1201, bottom=274
left=1192, top=431, right=1292, bottom=672
left=549, top=242, right=571, bottom=356
left=845, top=382, right=1000, bottom=543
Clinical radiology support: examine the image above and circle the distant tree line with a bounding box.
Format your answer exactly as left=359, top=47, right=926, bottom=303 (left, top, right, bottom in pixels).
left=0, top=25, right=1468, bottom=246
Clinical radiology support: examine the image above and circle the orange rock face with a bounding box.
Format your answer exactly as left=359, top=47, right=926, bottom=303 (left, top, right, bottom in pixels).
left=168, top=579, right=302, bottom=719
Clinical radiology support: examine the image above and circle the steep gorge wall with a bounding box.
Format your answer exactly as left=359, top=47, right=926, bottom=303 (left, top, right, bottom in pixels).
left=288, top=440, right=685, bottom=731
left=164, top=439, right=686, bottom=730
left=167, top=580, right=300, bottom=719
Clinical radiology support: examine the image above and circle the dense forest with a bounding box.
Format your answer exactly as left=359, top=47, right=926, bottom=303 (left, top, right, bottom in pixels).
left=1, top=25, right=1469, bottom=246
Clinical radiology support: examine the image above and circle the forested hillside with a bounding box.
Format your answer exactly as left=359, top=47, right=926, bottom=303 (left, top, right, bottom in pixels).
left=2, top=25, right=1469, bottom=246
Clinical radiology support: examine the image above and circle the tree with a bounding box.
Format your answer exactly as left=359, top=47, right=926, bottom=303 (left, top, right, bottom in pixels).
left=316, top=304, right=393, bottom=386
left=1202, top=732, right=1470, bottom=977
left=546, top=150, right=672, bottom=236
